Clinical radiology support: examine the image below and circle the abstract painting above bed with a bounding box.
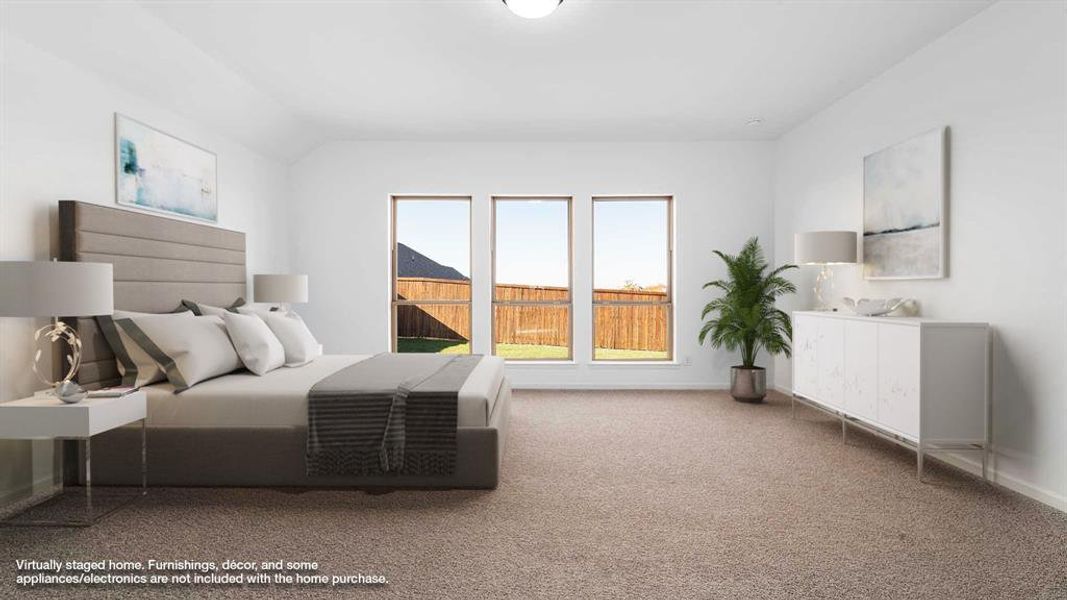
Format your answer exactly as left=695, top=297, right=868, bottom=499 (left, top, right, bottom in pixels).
left=862, top=127, right=947, bottom=280
left=115, top=113, right=218, bottom=223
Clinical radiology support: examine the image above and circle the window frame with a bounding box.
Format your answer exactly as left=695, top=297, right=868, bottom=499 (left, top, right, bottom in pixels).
left=491, top=195, right=575, bottom=362
left=390, top=194, right=474, bottom=354
left=591, top=195, right=674, bottom=362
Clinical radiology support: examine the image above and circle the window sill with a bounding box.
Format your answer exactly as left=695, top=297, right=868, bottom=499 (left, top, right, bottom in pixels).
left=589, top=361, right=682, bottom=367
left=503, top=360, right=577, bottom=366
left=500, top=360, right=684, bottom=367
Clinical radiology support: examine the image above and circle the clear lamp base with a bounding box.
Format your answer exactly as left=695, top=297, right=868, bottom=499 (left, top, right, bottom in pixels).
left=813, top=265, right=836, bottom=311
left=32, top=319, right=86, bottom=403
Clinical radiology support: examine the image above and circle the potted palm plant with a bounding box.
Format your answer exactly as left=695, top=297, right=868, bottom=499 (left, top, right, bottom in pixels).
left=699, top=237, right=797, bottom=403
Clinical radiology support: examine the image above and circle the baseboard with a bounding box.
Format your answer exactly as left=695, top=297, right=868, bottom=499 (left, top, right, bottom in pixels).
left=935, top=453, right=1067, bottom=513
left=513, top=382, right=729, bottom=391
left=777, top=384, right=1066, bottom=513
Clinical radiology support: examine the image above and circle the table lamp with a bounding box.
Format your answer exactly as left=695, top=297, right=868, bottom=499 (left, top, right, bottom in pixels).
left=0, top=260, right=113, bottom=402
left=794, top=231, right=857, bottom=310
left=253, top=274, right=308, bottom=310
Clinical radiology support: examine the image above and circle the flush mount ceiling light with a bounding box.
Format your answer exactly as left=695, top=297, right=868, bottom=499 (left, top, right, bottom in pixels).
left=503, top=0, right=563, bottom=19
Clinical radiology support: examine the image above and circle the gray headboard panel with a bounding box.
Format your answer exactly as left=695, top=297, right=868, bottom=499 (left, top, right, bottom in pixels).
left=58, top=200, right=246, bottom=389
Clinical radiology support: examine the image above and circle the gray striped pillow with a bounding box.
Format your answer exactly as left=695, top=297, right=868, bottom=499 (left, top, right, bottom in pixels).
left=96, top=310, right=194, bottom=388
left=117, top=315, right=242, bottom=392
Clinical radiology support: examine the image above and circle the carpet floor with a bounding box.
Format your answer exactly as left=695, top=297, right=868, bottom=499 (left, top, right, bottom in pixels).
left=1, top=390, right=1065, bottom=599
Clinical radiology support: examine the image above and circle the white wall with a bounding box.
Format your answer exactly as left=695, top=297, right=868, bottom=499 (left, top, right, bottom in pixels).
left=772, top=1, right=1066, bottom=510
left=0, top=35, right=291, bottom=505
left=289, top=141, right=775, bottom=389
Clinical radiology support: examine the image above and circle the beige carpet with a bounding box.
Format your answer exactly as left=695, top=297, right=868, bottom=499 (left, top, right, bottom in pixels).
left=1, top=390, right=1065, bottom=599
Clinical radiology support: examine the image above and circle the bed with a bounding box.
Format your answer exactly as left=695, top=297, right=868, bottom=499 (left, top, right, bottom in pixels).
left=58, top=200, right=510, bottom=489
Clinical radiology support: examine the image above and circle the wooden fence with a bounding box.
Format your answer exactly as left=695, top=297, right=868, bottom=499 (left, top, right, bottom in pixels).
left=395, top=303, right=472, bottom=341
left=396, top=278, right=668, bottom=351
left=395, top=277, right=471, bottom=301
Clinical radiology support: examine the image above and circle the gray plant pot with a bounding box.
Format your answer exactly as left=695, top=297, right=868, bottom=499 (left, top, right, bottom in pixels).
left=730, top=366, right=766, bottom=403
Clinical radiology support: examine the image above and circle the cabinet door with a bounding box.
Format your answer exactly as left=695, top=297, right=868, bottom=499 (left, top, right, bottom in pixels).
left=792, top=315, right=818, bottom=398
left=815, top=318, right=845, bottom=409
left=843, top=320, right=878, bottom=420
left=877, top=324, right=921, bottom=439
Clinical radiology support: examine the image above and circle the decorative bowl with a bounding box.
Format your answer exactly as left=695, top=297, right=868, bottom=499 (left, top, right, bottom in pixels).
left=842, top=297, right=906, bottom=317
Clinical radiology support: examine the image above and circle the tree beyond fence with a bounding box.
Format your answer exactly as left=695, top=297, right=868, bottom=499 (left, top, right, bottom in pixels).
left=396, top=277, right=668, bottom=351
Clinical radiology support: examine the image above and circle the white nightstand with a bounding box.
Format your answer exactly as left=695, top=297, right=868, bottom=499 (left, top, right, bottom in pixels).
left=0, top=390, right=147, bottom=527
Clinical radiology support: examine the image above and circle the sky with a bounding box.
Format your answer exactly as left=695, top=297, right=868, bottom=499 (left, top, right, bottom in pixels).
left=494, top=200, right=569, bottom=287
left=593, top=200, right=668, bottom=289
left=395, top=200, right=471, bottom=277
left=395, top=199, right=669, bottom=289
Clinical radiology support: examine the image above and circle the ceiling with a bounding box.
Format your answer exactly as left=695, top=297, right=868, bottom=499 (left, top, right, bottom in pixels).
left=4, top=1, right=993, bottom=161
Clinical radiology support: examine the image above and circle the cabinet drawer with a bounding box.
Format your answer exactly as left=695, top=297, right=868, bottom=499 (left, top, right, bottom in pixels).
left=843, top=320, right=878, bottom=421
left=876, top=324, right=920, bottom=439
left=792, top=314, right=818, bottom=398
left=816, top=318, right=845, bottom=409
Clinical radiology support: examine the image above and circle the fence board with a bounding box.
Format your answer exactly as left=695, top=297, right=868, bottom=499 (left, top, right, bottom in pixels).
left=396, top=278, right=668, bottom=350
left=396, top=277, right=471, bottom=300
left=494, top=304, right=569, bottom=347
left=396, top=303, right=470, bottom=341
left=594, top=304, right=669, bottom=352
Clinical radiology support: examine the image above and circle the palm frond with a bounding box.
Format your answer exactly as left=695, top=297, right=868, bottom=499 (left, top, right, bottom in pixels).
left=697, top=236, right=797, bottom=368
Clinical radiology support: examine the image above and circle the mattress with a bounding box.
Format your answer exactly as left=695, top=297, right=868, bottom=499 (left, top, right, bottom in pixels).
left=142, top=354, right=506, bottom=429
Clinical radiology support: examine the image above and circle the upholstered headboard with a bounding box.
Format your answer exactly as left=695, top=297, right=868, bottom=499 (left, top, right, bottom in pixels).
left=58, top=200, right=246, bottom=389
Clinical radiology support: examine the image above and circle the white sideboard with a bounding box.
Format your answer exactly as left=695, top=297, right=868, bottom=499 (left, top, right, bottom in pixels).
left=791, top=311, right=990, bottom=480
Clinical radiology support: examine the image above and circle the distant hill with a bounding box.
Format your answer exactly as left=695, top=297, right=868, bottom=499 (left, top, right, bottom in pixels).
left=397, top=243, right=469, bottom=281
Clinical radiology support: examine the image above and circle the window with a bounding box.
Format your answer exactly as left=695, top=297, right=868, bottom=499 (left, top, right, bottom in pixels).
left=391, top=195, right=471, bottom=354
left=492, top=196, right=573, bottom=360
left=592, top=196, right=673, bottom=361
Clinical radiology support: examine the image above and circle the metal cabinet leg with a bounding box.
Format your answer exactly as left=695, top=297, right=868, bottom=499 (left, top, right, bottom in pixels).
left=84, top=437, right=92, bottom=514
left=916, top=444, right=924, bottom=482
left=841, top=417, right=847, bottom=443
left=141, top=418, right=148, bottom=495
left=981, top=444, right=989, bottom=481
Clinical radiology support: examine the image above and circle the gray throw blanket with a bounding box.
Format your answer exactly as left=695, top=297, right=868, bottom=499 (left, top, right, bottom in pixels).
left=306, top=353, right=482, bottom=477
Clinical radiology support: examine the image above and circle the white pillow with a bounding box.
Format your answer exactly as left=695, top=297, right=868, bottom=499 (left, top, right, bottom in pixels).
left=262, top=311, right=322, bottom=367
left=97, top=310, right=194, bottom=388
left=221, top=312, right=285, bottom=376
left=117, top=315, right=242, bottom=392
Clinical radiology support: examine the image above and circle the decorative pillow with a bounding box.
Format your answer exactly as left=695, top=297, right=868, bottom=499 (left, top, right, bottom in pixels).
left=96, top=309, right=194, bottom=388
left=181, top=297, right=245, bottom=316
left=117, top=315, right=242, bottom=392
left=235, top=302, right=284, bottom=318
left=262, top=311, right=322, bottom=367
left=220, top=312, right=285, bottom=376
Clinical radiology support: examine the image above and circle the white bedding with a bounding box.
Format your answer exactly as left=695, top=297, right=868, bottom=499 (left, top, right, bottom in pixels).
left=142, top=354, right=506, bottom=429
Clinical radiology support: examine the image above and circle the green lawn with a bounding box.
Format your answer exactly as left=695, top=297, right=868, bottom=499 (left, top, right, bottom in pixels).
left=593, top=348, right=671, bottom=360
left=396, top=338, right=567, bottom=359
left=496, top=344, right=570, bottom=360
left=396, top=338, right=471, bottom=354
left=397, top=338, right=669, bottom=360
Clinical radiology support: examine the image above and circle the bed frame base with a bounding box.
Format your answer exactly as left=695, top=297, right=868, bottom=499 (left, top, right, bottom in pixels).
left=85, top=382, right=510, bottom=490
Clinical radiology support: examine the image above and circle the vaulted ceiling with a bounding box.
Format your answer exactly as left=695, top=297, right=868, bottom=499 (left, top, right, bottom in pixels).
left=3, top=0, right=993, bottom=161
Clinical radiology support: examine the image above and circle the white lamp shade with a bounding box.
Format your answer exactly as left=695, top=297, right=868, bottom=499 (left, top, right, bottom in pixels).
left=0, top=261, right=113, bottom=317
left=254, top=274, right=308, bottom=304
left=794, top=231, right=857, bottom=265
left=504, top=0, right=562, bottom=19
